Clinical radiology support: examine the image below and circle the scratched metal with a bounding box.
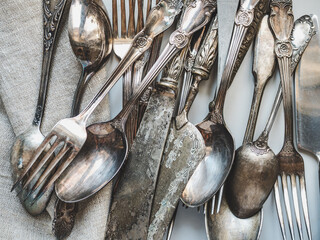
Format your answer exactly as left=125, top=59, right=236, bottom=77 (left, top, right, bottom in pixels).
left=148, top=113, right=206, bottom=239
left=105, top=89, right=176, bottom=240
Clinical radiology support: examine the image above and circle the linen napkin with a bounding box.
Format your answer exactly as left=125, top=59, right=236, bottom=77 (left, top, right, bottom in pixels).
left=0, top=0, right=114, bottom=239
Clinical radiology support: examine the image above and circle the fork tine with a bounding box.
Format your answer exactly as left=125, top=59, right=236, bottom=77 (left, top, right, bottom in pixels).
left=210, top=195, right=216, bottom=215
left=216, top=184, right=224, bottom=213
left=21, top=138, right=61, bottom=190
left=30, top=143, right=70, bottom=192
left=146, top=0, right=152, bottom=17
left=299, top=175, right=312, bottom=240
left=112, top=0, right=118, bottom=38
left=137, top=0, right=144, bottom=32
left=31, top=151, right=79, bottom=204
left=282, top=173, right=295, bottom=240
left=128, top=0, right=136, bottom=37
left=291, top=174, right=303, bottom=240
left=11, top=133, right=55, bottom=191
left=274, top=178, right=287, bottom=240
left=120, top=0, right=126, bottom=38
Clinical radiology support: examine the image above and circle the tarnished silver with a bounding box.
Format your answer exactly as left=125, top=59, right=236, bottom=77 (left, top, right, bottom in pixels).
left=52, top=0, right=113, bottom=238
left=270, top=2, right=312, bottom=240
left=10, top=0, right=67, bottom=215
left=225, top=15, right=277, bottom=219
left=205, top=194, right=262, bottom=240
left=11, top=0, right=184, bottom=199
left=295, top=15, right=320, bottom=192
left=181, top=0, right=269, bottom=207
left=148, top=16, right=218, bottom=240
left=105, top=2, right=216, bottom=239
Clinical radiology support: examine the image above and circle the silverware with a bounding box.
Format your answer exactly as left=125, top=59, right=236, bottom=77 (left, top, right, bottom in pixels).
left=105, top=2, right=216, bottom=238
left=205, top=194, right=262, bottom=240
left=270, top=1, right=312, bottom=239
left=224, top=15, right=277, bottom=219
left=295, top=14, right=320, bottom=195
left=11, top=0, right=183, bottom=199
left=181, top=0, right=269, bottom=207
left=52, top=0, right=113, bottom=238
left=10, top=0, right=67, bottom=215
left=148, top=16, right=218, bottom=240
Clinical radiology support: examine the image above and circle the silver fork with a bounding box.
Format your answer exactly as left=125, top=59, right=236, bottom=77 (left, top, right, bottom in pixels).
left=269, top=1, right=312, bottom=240
left=11, top=0, right=183, bottom=200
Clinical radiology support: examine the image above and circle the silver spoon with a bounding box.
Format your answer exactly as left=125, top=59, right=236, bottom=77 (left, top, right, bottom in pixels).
left=10, top=0, right=67, bottom=215
left=205, top=194, right=262, bottom=240
left=224, top=15, right=277, bottom=219
left=52, top=0, right=113, bottom=238
left=181, top=0, right=269, bottom=207
left=225, top=14, right=316, bottom=219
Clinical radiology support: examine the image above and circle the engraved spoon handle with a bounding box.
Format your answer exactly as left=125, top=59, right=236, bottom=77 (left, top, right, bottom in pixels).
left=32, top=0, right=68, bottom=127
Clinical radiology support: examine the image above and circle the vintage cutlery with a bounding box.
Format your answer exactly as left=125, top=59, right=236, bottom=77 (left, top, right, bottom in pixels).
left=224, top=15, right=277, bottom=219
left=105, top=2, right=216, bottom=239
left=148, top=16, right=218, bottom=240
left=52, top=0, right=113, bottom=238
left=12, top=0, right=183, bottom=198
left=269, top=1, right=312, bottom=239
left=181, top=0, right=269, bottom=207
left=226, top=14, right=316, bottom=220
left=205, top=194, right=262, bottom=240
left=295, top=15, right=320, bottom=192
left=10, top=0, right=67, bottom=215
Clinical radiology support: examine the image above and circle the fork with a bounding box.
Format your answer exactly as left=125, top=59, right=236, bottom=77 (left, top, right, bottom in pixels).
left=11, top=0, right=184, bottom=200
left=269, top=1, right=312, bottom=240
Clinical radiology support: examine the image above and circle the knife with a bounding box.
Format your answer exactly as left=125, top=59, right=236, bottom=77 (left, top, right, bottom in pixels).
left=148, top=16, right=218, bottom=240
left=295, top=14, right=320, bottom=186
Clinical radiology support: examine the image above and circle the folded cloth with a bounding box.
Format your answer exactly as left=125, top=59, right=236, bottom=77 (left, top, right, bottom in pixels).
left=0, top=0, right=114, bottom=239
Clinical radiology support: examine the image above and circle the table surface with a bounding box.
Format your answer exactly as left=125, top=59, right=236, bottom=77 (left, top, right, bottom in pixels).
left=105, top=0, right=320, bottom=239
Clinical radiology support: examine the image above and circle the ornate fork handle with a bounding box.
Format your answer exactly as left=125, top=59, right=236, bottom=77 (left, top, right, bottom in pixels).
left=33, top=0, right=67, bottom=126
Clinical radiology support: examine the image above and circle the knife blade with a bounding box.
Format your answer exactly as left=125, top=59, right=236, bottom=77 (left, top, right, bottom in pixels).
left=295, top=14, right=320, bottom=185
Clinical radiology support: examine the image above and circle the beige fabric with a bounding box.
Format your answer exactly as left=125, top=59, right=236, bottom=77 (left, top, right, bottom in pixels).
left=0, top=0, right=113, bottom=239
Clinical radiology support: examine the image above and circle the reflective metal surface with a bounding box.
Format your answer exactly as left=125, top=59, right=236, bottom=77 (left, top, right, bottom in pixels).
left=225, top=15, right=277, bottom=219
left=205, top=194, right=262, bottom=240
left=11, top=0, right=184, bottom=200
left=181, top=0, right=269, bottom=207
left=10, top=0, right=67, bottom=215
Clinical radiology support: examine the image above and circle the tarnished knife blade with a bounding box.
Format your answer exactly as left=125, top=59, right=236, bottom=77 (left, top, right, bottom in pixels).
left=216, top=0, right=239, bottom=86
left=106, top=46, right=188, bottom=240
left=295, top=15, right=320, bottom=178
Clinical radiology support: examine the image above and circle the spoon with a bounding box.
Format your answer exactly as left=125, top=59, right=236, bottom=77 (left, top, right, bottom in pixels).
left=52, top=0, right=113, bottom=238
left=181, top=0, right=269, bottom=207
left=55, top=0, right=214, bottom=203
left=225, top=14, right=316, bottom=219
left=205, top=194, right=262, bottom=240
left=224, top=15, right=277, bottom=219
left=10, top=0, right=67, bottom=215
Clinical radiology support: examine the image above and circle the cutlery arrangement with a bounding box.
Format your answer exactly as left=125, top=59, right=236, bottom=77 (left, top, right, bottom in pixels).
left=8, top=0, right=320, bottom=239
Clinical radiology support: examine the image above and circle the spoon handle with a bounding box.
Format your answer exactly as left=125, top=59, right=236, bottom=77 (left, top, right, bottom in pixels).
left=77, top=0, right=183, bottom=123
left=242, top=15, right=276, bottom=144
left=269, top=0, right=294, bottom=144
left=116, top=0, right=216, bottom=123
left=212, top=0, right=269, bottom=117
left=32, top=0, right=67, bottom=127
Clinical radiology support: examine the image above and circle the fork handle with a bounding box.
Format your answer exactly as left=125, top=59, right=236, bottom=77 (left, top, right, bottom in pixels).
left=32, top=0, right=67, bottom=127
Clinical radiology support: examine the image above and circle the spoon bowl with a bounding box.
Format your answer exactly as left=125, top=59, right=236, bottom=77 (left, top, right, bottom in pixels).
left=56, top=121, right=127, bottom=202
left=181, top=120, right=234, bottom=206
left=226, top=139, right=277, bottom=218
